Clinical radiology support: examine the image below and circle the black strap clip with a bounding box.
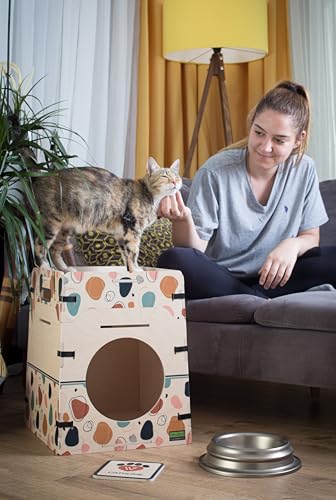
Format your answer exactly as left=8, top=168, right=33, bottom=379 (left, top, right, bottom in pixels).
left=174, top=346, right=188, bottom=354
left=172, top=293, right=185, bottom=300
left=60, top=295, right=76, bottom=303
left=57, top=350, right=75, bottom=359
left=56, top=420, right=74, bottom=428
left=178, top=413, right=191, bottom=420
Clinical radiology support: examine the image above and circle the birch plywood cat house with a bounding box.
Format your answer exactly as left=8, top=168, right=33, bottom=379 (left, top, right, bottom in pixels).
left=25, top=266, right=191, bottom=455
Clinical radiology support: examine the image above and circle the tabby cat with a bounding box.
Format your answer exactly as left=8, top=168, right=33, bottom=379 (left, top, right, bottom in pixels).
left=33, top=157, right=181, bottom=272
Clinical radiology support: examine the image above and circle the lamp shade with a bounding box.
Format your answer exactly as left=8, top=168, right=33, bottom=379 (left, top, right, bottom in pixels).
left=163, top=0, right=268, bottom=64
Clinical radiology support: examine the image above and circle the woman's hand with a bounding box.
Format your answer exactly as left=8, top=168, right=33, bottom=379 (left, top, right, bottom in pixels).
left=157, top=191, right=191, bottom=221
left=157, top=191, right=208, bottom=252
left=258, top=238, right=300, bottom=289
left=259, top=229, right=320, bottom=289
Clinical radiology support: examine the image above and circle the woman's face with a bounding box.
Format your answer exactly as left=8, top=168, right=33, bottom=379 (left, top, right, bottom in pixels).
left=247, top=109, right=305, bottom=172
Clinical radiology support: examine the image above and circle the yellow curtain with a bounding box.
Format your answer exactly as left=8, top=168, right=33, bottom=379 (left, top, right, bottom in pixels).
left=136, top=0, right=291, bottom=178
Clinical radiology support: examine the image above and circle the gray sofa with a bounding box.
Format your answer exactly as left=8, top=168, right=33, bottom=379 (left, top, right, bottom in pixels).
left=184, top=179, right=336, bottom=390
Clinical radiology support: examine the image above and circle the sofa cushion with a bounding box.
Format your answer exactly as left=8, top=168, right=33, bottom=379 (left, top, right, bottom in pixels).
left=254, top=291, right=336, bottom=332
left=187, top=295, right=267, bottom=324
left=76, top=218, right=173, bottom=267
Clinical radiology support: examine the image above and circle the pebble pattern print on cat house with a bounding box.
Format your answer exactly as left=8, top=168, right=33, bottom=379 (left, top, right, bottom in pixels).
left=25, top=266, right=192, bottom=455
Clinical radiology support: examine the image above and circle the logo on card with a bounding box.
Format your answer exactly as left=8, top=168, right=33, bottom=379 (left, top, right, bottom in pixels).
left=118, top=463, right=149, bottom=472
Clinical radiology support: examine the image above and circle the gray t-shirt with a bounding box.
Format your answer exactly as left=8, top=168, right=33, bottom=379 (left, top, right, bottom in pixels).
left=187, top=148, right=328, bottom=278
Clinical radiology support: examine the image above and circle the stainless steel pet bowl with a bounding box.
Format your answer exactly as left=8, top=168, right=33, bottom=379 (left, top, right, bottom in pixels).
left=199, top=432, right=301, bottom=477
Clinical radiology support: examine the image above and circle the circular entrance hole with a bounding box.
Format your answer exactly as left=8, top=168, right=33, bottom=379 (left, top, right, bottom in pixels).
left=86, top=338, right=164, bottom=421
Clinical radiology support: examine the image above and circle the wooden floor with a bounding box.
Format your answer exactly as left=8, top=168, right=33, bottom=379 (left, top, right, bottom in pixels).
left=1, top=372, right=336, bottom=500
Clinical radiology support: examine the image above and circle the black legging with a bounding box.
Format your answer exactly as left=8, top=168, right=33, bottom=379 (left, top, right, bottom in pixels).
left=157, top=246, right=336, bottom=300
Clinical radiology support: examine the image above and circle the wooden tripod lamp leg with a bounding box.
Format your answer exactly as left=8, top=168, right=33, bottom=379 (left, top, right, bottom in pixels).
left=215, top=52, right=233, bottom=145
left=184, top=55, right=216, bottom=178
left=183, top=49, right=233, bottom=178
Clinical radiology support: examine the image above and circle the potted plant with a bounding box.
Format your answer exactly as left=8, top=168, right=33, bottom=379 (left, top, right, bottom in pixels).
left=0, top=66, right=78, bottom=289
left=0, top=66, right=81, bottom=382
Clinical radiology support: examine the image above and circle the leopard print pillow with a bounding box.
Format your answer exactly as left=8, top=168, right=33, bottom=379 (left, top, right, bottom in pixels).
left=77, top=218, right=173, bottom=268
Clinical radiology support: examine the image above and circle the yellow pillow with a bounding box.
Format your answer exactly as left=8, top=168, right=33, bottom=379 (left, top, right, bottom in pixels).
left=77, top=218, right=173, bottom=268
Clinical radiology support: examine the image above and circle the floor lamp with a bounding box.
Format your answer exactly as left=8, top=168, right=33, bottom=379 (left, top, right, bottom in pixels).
left=163, top=0, right=268, bottom=177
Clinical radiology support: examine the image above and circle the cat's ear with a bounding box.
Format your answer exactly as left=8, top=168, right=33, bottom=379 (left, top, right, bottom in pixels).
left=169, top=159, right=180, bottom=175
left=147, top=157, right=160, bottom=175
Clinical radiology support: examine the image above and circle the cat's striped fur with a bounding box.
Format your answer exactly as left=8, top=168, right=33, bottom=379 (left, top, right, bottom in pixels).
left=33, top=157, right=181, bottom=272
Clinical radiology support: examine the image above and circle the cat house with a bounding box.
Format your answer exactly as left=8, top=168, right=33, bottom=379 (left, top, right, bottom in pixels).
left=25, top=266, right=192, bottom=455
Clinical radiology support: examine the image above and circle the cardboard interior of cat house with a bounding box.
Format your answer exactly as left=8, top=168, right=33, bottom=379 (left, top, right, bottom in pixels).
left=26, top=266, right=192, bottom=455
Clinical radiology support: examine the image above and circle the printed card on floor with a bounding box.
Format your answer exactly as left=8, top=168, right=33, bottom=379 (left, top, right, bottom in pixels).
left=92, top=460, right=165, bottom=481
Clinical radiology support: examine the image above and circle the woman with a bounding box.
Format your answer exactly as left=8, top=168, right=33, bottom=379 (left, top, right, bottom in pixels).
left=158, top=80, right=336, bottom=300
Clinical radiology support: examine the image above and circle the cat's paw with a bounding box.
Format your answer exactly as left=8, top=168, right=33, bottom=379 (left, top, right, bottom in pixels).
left=55, top=264, right=70, bottom=273
left=52, top=259, right=70, bottom=273
left=126, top=262, right=142, bottom=273
left=39, top=260, right=51, bottom=269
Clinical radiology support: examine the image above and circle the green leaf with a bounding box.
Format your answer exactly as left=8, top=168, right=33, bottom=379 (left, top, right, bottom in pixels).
left=0, top=69, right=84, bottom=289
left=0, top=182, right=9, bottom=213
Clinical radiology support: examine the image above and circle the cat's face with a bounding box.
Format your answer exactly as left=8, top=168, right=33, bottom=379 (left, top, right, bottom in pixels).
left=146, top=157, right=182, bottom=195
